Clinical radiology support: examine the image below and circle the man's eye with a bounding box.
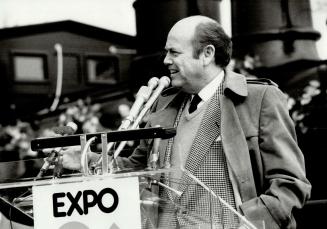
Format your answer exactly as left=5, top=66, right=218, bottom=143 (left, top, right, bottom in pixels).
left=171, top=51, right=180, bottom=56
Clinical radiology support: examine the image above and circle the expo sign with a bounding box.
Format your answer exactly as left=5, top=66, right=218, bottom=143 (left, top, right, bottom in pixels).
left=52, top=188, right=119, bottom=217
left=33, top=177, right=141, bottom=229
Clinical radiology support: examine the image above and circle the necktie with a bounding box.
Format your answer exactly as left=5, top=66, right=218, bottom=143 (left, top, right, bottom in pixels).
left=188, top=94, right=202, bottom=113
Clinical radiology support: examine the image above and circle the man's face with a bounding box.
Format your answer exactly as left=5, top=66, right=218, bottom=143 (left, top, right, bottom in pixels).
left=164, top=27, right=204, bottom=93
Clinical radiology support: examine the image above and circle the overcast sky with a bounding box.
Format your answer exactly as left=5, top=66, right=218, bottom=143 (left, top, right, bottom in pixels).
left=311, top=0, right=327, bottom=59
left=0, top=0, right=137, bottom=35
left=0, top=0, right=326, bottom=59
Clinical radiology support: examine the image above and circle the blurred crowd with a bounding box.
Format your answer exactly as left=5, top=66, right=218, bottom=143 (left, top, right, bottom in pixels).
left=0, top=98, right=131, bottom=181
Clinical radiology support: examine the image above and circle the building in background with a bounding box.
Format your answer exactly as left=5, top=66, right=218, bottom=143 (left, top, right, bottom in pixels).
left=0, top=20, right=136, bottom=124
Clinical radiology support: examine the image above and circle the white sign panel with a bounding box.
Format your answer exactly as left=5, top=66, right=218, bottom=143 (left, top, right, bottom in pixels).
left=33, top=177, right=141, bottom=229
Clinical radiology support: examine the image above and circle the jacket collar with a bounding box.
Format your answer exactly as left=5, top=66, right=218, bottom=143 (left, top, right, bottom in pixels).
left=223, top=70, right=248, bottom=98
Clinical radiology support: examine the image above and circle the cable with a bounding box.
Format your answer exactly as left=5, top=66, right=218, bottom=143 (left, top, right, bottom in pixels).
left=9, top=204, right=13, bottom=229
left=80, top=137, right=96, bottom=175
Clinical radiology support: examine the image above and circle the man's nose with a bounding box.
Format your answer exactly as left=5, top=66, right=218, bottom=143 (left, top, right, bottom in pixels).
left=163, top=54, right=172, bottom=65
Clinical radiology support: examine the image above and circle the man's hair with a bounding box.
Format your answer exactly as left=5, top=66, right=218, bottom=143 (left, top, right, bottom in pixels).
left=192, top=21, right=232, bottom=68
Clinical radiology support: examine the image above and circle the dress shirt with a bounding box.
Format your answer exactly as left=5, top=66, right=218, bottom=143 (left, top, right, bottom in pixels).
left=193, top=70, right=224, bottom=109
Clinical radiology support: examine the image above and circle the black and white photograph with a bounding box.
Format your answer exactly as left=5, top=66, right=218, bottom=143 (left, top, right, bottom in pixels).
left=0, top=0, right=326, bottom=228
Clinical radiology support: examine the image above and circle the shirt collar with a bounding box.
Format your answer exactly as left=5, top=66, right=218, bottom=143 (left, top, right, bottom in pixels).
left=197, top=70, right=224, bottom=102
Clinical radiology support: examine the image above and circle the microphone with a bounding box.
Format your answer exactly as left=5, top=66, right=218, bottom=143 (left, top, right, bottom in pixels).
left=147, top=77, right=160, bottom=91
left=35, top=122, right=78, bottom=179
left=133, top=76, right=171, bottom=126
left=113, top=77, right=171, bottom=159
left=150, top=76, right=171, bottom=100
left=121, top=77, right=159, bottom=129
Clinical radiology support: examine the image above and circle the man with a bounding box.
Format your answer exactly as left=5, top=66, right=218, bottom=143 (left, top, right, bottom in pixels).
left=62, top=15, right=310, bottom=229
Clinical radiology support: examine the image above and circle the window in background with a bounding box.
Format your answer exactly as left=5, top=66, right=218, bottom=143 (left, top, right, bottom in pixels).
left=86, top=55, right=119, bottom=84
left=13, top=54, right=47, bottom=82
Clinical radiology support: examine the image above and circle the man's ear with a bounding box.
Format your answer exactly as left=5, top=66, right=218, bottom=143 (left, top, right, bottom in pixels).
left=202, top=45, right=215, bottom=66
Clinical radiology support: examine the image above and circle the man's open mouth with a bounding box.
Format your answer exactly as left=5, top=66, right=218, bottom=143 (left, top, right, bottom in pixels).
left=169, top=69, right=179, bottom=75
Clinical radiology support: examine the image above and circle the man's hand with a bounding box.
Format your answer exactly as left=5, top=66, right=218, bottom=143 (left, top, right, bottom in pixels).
left=43, top=145, right=100, bottom=172
left=59, top=146, right=83, bottom=170
left=41, top=145, right=82, bottom=172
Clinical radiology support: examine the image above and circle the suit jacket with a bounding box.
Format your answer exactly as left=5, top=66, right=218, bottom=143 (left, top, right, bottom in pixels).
left=118, top=71, right=311, bottom=229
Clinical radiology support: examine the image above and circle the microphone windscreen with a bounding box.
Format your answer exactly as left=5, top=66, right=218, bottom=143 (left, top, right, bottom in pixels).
left=147, top=77, right=159, bottom=90
left=159, top=76, right=171, bottom=88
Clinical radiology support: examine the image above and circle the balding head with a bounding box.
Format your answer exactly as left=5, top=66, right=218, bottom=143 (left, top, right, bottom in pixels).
left=163, top=15, right=231, bottom=93
left=168, top=16, right=215, bottom=46
left=168, top=15, right=232, bottom=68
left=169, top=15, right=216, bottom=34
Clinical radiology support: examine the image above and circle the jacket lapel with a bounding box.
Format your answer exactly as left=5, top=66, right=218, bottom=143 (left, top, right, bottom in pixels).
left=221, top=70, right=257, bottom=201
left=220, top=95, right=257, bottom=202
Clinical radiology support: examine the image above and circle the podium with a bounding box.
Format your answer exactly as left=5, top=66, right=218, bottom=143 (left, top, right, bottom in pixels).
left=0, top=169, right=266, bottom=229
left=0, top=127, right=264, bottom=229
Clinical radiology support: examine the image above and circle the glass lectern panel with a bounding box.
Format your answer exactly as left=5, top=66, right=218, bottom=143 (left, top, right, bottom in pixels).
left=0, top=164, right=264, bottom=229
